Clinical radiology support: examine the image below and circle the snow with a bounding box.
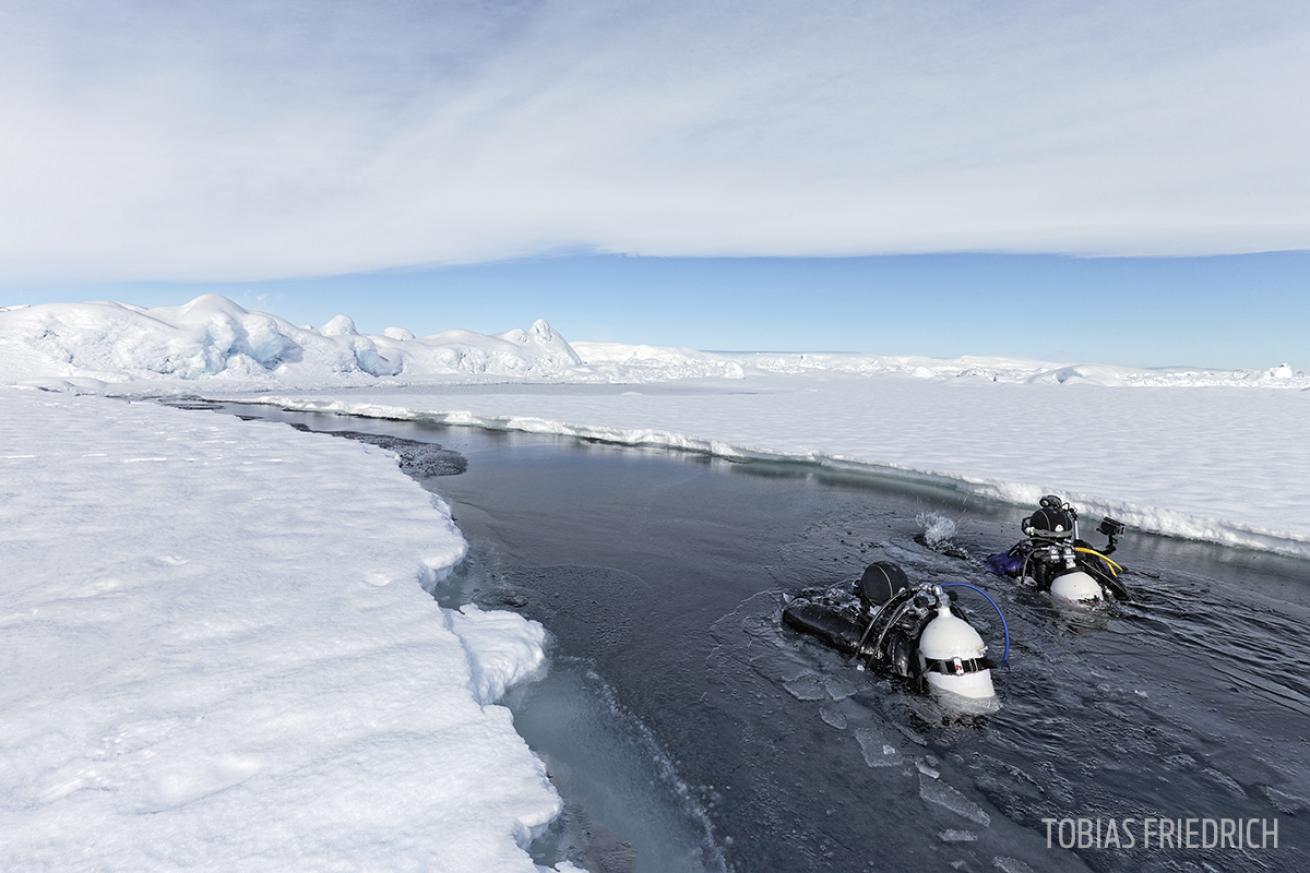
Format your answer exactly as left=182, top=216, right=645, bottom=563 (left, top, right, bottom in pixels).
left=577, top=342, right=1310, bottom=389
left=1, top=294, right=1303, bottom=390
left=570, top=341, right=747, bottom=382
left=1, top=293, right=1306, bottom=559
left=446, top=605, right=549, bottom=706
left=0, top=387, right=561, bottom=871
left=0, top=295, right=580, bottom=385
left=236, top=378, right=1310, bottom=559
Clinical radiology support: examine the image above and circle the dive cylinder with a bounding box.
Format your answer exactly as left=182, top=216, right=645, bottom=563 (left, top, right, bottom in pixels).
left=916, top=603, right=995, bottom=700
left=1049, top=570, right=1104, bottom=603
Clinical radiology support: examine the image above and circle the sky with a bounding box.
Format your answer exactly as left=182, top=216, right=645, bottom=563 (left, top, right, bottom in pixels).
left=9, top=252, right=1306, bottom=369
left=1, top=1, right=1307, bottom=366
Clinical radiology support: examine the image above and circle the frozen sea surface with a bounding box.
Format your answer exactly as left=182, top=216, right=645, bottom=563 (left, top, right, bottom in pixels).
left=227, top=403, right=1310, bottom=873
left=0, top=388, right=565, bottom=872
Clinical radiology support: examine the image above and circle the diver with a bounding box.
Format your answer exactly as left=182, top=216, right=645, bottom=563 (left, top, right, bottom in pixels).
left=782, top=561, right=1006, bottom=702
left=985, top=495, right=1129, bottom=602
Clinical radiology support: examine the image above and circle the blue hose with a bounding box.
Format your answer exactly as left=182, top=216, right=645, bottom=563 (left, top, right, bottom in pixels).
left=939, top=582, right=1011, bottom=667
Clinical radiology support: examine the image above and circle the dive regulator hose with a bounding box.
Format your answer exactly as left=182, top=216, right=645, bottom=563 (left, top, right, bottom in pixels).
left=939, top=582, right=1011, bottom=667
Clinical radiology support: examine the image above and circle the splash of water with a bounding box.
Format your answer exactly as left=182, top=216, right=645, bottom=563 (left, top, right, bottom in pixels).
left=916, top=511, right=958, bottom=548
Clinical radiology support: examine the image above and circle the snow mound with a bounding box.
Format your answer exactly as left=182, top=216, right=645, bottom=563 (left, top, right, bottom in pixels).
left=320, top=313, right=358, bottom=336
left=0, top=295, right=582, bottom=385
left=0, top=388, right=560, bottom=870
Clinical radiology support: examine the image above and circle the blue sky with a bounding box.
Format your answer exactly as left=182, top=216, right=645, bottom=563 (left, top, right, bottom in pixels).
left=2, top=2, right=1307, bottom=367
left=9, top=251, right=1305, bottom=368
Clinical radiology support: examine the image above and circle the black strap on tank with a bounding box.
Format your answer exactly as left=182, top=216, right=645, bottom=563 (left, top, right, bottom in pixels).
left=922, top=656, right=994, bottom=676
left=1075, top=555, right=1132, bottom=601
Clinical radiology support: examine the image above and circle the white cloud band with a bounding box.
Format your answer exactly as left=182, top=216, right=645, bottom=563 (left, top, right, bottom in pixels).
left=2, top=0, right=1307, bottom=280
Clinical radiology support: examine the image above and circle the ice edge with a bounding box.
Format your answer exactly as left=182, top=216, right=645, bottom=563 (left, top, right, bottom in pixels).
left=233, top=394, right=1310, bottom=562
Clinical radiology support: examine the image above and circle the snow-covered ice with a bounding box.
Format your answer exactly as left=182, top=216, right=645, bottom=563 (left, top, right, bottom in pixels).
left=574, top=340, right=1308, bottom=389
left=237, top=376, right=1310, bottom=558
left=0, top=387, right=562, bottom=871
left=4, top=295, right=1304, bottom=556
left=2, top=295, right=1304, bottom=390
left=0, top=294, right=581, bottom=386
left=446, top=604, right=549, bottom=706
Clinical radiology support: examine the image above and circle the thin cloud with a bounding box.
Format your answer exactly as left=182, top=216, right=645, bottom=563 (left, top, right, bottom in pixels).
left=2, top=0, right=1307, bottom=281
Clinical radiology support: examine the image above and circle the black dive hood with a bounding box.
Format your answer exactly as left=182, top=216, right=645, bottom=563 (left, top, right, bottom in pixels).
left=1022, top=506, right=1075, bottom=539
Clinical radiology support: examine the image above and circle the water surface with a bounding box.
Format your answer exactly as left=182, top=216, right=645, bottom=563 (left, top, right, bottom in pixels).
left=212, top=402, right=1309, bottom=873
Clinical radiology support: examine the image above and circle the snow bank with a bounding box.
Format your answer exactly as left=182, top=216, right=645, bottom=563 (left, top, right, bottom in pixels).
left=0, top=294, right=580, bottom=385
left=235, top=378, right=1310, bottom=559
left=0, top=388, right=559, bottom=871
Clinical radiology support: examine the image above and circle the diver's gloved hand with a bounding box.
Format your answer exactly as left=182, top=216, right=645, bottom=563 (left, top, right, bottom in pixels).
left=984, top=552, right=1024, bottom=576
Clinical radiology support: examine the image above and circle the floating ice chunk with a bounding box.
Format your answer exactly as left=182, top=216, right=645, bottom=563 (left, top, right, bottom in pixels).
left=818, top=705, right=848, bottom=730
left=783, top=673, right=828, bottom=701
left=939, top=829, right=978, bottom=843
left=853, top=728, right=903, bottom=768
left=919, top=773, right=991, bottom=826
left=915, top=757, right=941, bottom=779
left=822, top=674, right=859, bottom=701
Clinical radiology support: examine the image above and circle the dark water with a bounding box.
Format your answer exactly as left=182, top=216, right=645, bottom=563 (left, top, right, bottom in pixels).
left=209, top=402, right=1310, bottom=873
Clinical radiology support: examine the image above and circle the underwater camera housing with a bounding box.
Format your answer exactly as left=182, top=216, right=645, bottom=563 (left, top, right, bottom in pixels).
left=1098, top=517, right=1126, bottom=538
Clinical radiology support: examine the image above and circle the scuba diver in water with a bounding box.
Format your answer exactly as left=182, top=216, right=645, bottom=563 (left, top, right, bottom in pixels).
left=985, top=495, right=1129, bottom=603
left=782, top=561, right=1007, bottom=702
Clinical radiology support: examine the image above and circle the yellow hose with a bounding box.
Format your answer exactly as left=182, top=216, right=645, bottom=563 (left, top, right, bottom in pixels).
left=1075, top=547, right=1123, bottom=575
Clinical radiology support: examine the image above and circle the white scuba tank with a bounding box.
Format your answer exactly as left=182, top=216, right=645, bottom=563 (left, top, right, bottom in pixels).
left=917, top=603, right=996, bottom=700
left=1049, top=570, right=1104, bottom=603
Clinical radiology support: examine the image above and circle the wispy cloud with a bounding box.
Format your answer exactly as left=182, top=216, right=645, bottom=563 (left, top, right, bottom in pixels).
left=2, top=0, right=1307, bottom=280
